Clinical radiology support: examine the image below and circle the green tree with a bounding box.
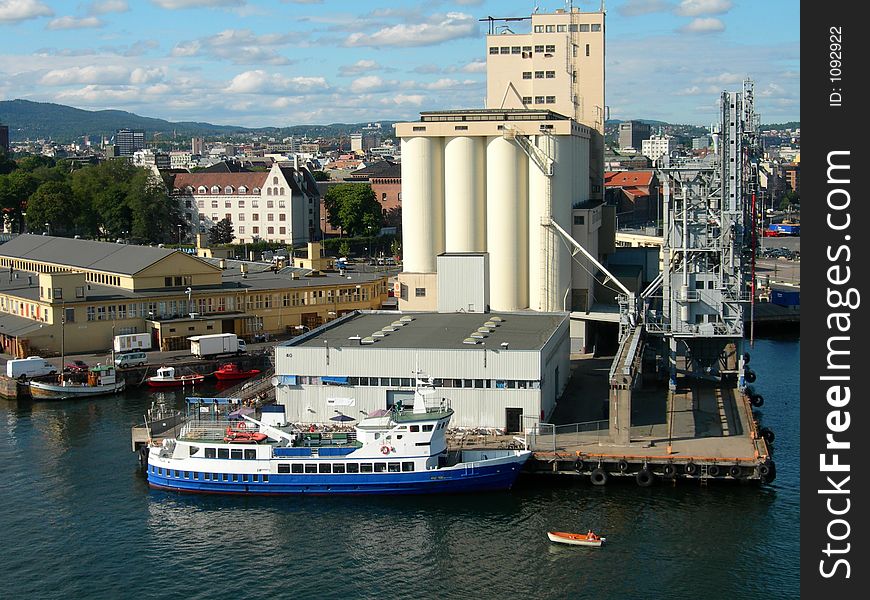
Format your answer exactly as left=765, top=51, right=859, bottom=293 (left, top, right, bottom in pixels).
left=323, top=183, right=383, bottom=237
left=127, top=170, right=183, bottom=243
left=338, top=240, right=350, bottom=257
left=0, top=171, right=39, bottom=232
left=25, top=181, right=81, bottom=235
left=70, top=159, right=139, bottom=237
left=312, top=170, right=330, bottom=181
left=209, top=217, right=235, bottom=244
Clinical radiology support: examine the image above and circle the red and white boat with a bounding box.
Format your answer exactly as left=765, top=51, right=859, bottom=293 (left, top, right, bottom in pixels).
left=146, top=366, right=205, bottom=388
left=547, top=531, right=606, bottom=547
left=213, top=363, right=261, bottom=381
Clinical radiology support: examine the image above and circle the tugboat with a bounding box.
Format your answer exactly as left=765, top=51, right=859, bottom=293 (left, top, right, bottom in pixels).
left=146, top=374, right=531, bottom=495
left=29, top=364, right=126, bottom=400
left=146, top=366, right=205, bottom=388
left=213, top=363, right=261, bottom=381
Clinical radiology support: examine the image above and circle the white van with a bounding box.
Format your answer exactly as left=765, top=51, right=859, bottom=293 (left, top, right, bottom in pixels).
left=114, top=352, right=148, bottom=369
left=6, top=357, right=57, bottom=380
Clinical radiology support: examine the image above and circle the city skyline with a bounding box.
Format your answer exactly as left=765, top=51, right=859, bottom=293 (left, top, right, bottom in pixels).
left=0, top=0, right=799, bottom=127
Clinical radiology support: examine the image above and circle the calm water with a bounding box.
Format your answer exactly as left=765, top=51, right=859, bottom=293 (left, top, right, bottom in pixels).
left=1, top=337, right=799, bottom=599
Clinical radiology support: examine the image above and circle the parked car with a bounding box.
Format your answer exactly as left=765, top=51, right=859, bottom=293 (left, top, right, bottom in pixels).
left=64, top=360, right=89, bottom=373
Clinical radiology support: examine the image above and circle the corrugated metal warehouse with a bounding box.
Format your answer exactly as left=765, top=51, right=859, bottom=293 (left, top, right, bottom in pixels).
left=274, top=310, right=570, bottom=431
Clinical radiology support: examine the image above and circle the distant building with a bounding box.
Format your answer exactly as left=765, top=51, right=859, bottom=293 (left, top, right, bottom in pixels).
left=641, top=133, right=677, bottom=162
left=132, top=149, right=170, bottom=169
left=172, top=161, right=321, bottom=245
left=782, top=163, right=800, bottom=195
left=618, top=121, right=650, bottom=151
left=604, top=171, right=660, bottom=227
left=170, top=151, right=194, bottom=170
left=0, top=123, right=9, bottom=154
left=115, top=129, right=145, bottom=156
left=692, top=135, right=711, bottom=150
left=191, top=137, right=204, bottom=155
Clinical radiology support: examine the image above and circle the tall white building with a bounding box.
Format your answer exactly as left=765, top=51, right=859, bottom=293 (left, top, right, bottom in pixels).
left=641, top=134, right=677, bottom=162
left=396, top=7, right=607, bottom=314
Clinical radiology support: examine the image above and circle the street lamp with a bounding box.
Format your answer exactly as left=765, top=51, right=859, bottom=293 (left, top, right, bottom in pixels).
left=45, top=222, right=50, bottom=236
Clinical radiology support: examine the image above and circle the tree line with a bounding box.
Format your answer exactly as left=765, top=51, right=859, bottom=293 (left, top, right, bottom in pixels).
left=0, top=152, right=184, bottom=243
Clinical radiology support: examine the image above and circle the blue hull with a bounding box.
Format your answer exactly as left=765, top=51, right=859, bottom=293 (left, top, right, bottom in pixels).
left=147, top=463, right=523, bottom=495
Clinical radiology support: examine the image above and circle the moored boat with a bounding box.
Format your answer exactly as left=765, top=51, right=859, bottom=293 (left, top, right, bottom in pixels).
left=213, top=363, right=261, bottom=381
left=547, top=531, right=606, bottom=547
left=29, top=364, right=126, bottom=400
left=146, top=366, right=205, bottom=388
left=146, top=375, right=531, bottom=495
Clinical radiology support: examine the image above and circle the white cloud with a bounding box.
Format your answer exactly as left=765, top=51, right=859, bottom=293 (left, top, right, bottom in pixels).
left=679, top=17, right=725, bottom=33
left=676, top=0, right=732, bottom=16
left=345, top=12, right=477, bottom=48
left=460, top=60, right=486, bottom=73
left=40, top=65, right=133, bottom=85
left=420, top=78, right=474, bottom=90
left=0, top=0, right=52, bottom=22
left=701, top=72, right=744, bottom=85
left=350, top=75, right=392, bottom=93
left=130, top=67, right=167, bottom=84
left=339, top=59, right=380, bottom=76
left=619, top=0, right=673, bottom=17
left=380, top=94, right=424, bottom=106
left=46, top=16, right=104, bottom=29
left=88, top=0, right=128, bottom=14
left=225, top=70, right=328, bottom=94
left=170, top=29, right=297, bottom=64
left=151, top=0, right=243, bottom=9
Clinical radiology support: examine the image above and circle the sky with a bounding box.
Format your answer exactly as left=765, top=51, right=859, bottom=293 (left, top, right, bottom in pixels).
left=0, top=0, right=800, bottom=127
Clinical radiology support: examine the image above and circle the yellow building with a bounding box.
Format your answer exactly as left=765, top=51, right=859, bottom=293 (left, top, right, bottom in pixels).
left=0, top=235, right=389, bottom=357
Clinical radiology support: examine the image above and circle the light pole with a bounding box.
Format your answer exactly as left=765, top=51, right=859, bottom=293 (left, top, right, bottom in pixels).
left=177, top=225, right=183, bottom=244
left=45, top=222, right=50, bottom=236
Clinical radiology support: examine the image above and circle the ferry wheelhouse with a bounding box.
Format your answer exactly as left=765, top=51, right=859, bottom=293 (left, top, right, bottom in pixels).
left=146, top=377, right=530, bottom=495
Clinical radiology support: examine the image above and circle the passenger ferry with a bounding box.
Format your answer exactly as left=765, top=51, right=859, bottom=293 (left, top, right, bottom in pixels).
left=146, top=377, right=531, bottom=495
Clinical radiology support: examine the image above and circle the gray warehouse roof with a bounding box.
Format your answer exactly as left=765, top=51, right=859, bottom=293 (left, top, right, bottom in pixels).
left=0, top=234, right=199, bottom=275
left=286, top=311, right=567, bottom=351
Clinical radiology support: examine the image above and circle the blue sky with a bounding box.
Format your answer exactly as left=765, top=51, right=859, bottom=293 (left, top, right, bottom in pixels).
left=0, top=0, right=799, bottom=127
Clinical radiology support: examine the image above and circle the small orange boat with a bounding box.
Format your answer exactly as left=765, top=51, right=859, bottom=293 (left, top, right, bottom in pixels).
left=547, top=531, right=605, bottom=547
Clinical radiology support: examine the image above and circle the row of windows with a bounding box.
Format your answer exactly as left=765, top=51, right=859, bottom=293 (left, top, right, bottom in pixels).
left=294, top=376, right=541, bottom=390
left=195, top=199, right=285, bottom=209
left=490, top=44, right=557, bottom=55
left=522, top=71, right=556, bottom=79
left=185, top=185, right=261, bottom=195
left=533, top=23, right=601, bottom=33
left=278, top=462, right=416, bottom=474
left=521, top=96, right=557, bottom=105
left=151, top=466, right=270, bottom=483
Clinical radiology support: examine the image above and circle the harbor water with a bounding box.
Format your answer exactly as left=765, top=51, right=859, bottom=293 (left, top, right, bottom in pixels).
left=1, top=336, right=798, bottom=599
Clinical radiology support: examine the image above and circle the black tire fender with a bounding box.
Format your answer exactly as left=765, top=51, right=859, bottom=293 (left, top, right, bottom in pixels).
left=759, top=427, right=775, bottom=444
left=574, top=459, right=585, bottom=473
left=663, top=464, right=677, bottom=478
left=708, top=464, right=721, bottom=478
left=729, top=465, right=742, bottom=478
left=590, top=467, right=608, bottom=486
left=636, top=467, right=655, bottom=487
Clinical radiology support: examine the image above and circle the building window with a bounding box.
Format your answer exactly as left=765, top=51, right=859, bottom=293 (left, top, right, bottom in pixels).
left=75, top=286, right=84, bottom=298
left=545, top=44, right=555, bottom=52
left=224, top=186, right=233, bottom=194
left=579, top=24, right=590, bottom=32
left=268, top=214, right=274, bottom=221
left=238, top=226, right=245, bottom=234
left=569, top=24, right=578, bottom=32
left=267, top=200, right=274, bottom=208
left=534, top=45, right=544, bottom=52
left=278, top=200, right=285, bottom=208
left=267, top=227, right=274, bottom=235
left=586, top=44, right=590, bottom=56
left=279, top=227, right=286, bottom=235
left=211, top=200, right=218, bottom=209
left=546, top=70, right=555, bottom=78
left=511, top=46, right=520, bottom=54
left=86, top=306, right=95, bottom=321
left=534, top=96, right=545, bottom=104
left=489, top=47, right=499, bottom=55
left=546, top=96, right=556, bottom=104
left=556, top=24, right=566, bottom=32
left=522, top=72, right=532, bottom=79
left=252, top=214, right=259, bottom=221
left=279, top=213, right=286, bottom=221
left=211, top=186, right=220, bottom=194
left=534, top=25, right=543, bottom=33
left=574, top=215, right=585, bottom=225
left=239, top=186, right=247, bottom=194
left=591, top=23, right=601, bottom=32
left=499, top=46, right=509, bottom=54
left=252, top=227, right=259, bottom=234
left=522, top=96, right=532, bottom=104
left=534, top=71, right=544, bottom=79
left=415, top=288, right=426, bottom=297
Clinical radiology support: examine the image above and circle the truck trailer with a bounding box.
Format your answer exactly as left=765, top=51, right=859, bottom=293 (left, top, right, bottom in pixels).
left=189, top=333, right=247, bottom=358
